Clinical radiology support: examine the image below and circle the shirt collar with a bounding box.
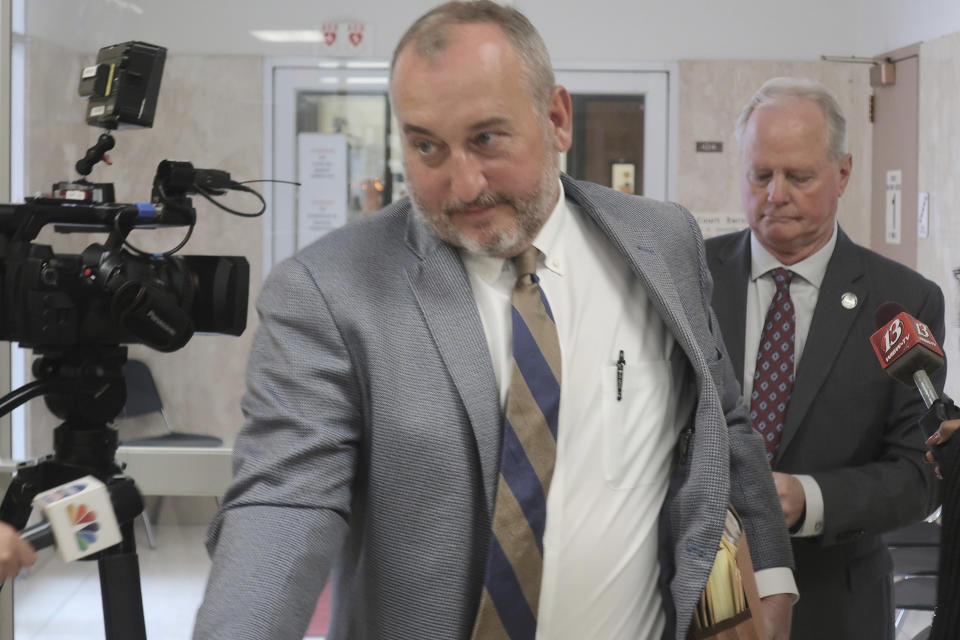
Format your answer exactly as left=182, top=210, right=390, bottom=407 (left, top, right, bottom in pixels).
left=460, top=180, right=568, bottom=284
left=749, top=221, right=838, bottom=288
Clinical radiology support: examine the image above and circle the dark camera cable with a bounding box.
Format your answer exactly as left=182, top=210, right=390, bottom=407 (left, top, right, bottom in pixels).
left=121, top=175, right=295, bottom=257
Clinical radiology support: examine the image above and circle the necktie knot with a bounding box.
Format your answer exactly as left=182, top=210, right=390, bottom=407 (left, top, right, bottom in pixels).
left=771, top=267, right=794, bottom=292
left=513, top=246, right=540, bottom=285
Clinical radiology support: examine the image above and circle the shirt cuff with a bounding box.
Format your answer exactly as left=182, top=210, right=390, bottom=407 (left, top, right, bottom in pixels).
left=754, top=567, right=799, bottom=603
left=792, top=474, right=824, bottom=537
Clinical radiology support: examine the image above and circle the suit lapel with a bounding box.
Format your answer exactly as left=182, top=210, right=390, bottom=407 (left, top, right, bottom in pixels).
left=775, top=230, right=867, bottom=464
left=709, top=231, right=751, bottom=386
left=404, top=216, right=503, bottom=510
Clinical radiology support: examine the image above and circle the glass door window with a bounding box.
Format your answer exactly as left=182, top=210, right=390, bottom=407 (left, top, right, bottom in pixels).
left=568, top=94, right=646, bottom=194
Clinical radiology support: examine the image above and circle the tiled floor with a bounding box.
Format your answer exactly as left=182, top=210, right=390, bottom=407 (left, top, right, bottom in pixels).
left=897, top=610, right=934, bottom=640
left=11, top=522, right=328, bottom=640
left=8, top=521, right=932, bottom=639
left=13, top=523, right=213, bottom=639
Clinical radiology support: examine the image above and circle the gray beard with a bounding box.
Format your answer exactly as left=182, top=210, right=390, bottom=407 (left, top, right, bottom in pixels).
left=408, top=155, right=560, bottom=258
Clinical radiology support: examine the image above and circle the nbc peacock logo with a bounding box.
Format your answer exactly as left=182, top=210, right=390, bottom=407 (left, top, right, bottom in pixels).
left=68, top=504, right=100, bottom=551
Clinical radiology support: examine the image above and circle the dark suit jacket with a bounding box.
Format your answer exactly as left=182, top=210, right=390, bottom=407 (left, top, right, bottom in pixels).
left=706, top=227, right=943, bottom=639
left=193, top=177, right=793, bottom=640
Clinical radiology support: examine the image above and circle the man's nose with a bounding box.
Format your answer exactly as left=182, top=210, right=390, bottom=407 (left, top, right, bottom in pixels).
left=449, top=150, right=487, bottom=203
left=766, top=174, right=789, bottom=203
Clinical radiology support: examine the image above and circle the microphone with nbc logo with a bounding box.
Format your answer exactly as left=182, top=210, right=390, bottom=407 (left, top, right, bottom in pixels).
left=22, top=475, right=128, bottom=562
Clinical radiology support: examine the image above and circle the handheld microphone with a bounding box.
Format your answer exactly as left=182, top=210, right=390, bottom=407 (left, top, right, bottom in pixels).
left=869, top=302, right=945, bottom=408
left=20, top=476, right=141, bottom=562
left=869, top=302, right=958, bottom=441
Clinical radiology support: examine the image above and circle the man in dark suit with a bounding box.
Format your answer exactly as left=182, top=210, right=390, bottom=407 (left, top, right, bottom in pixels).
left=194, top=4, right=795, bottom=639
left=706, top=77, right=943, bottom=639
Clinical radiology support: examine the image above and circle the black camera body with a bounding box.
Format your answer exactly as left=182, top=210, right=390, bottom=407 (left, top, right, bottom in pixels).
left=0, top=204, right=249, bottom=352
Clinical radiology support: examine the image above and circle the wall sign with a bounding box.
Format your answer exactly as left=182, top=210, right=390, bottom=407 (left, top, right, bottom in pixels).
left=297, top=133, right=348, bottom=249
left=696, top=141, right=723, bottom=152
left=917, top=191, right=929, bottom=239
left=885, top=169, right=902, bottom=245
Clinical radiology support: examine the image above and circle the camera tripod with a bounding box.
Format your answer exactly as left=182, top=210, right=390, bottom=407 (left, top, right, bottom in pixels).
left=0, top=346, right=147, bottom=640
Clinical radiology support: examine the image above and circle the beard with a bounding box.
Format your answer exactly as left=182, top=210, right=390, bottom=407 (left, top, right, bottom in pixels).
left=408, top=149, right=560, bottom=258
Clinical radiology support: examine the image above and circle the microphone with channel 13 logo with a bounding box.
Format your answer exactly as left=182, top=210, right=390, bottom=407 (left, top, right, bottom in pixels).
left=869, top=301, right=959, bottom=449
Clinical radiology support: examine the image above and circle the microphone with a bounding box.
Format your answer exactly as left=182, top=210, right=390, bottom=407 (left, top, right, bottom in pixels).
left=20, top=476, right=142, bottom=562
left=869, top=302, right=958, bottom=443
left=869, top=302, right=945, bottom=408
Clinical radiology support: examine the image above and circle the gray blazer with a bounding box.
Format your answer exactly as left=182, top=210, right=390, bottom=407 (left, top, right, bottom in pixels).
left=193, top=175, right=792, bottom=640
left=706, top=228, right=942, bottom=639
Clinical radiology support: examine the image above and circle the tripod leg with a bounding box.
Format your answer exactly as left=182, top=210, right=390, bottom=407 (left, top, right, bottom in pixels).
left=0, top=465, right=47, bottom=529
left=97, top=521, right=147, bottom=640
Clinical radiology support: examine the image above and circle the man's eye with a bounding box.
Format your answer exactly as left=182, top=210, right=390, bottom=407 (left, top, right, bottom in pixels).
left=749, top=172, right=771, bottom=185
left=475, top=132, right=495, bottom=145
left=415, top=140, right=437, bottom=155
left=790, top=174, right=813, bottom=185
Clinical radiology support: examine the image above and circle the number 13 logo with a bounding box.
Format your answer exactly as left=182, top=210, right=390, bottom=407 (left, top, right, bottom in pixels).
left=884, top=318, right=903, bottom=353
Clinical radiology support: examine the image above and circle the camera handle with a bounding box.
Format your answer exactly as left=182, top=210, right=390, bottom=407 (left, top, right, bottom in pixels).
left=76, top=132, right=116, bottom=177
left=0, top=346, right=147, bottom=640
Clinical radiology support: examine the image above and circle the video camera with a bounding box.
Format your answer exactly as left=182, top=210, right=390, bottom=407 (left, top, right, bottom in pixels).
left=0, top=42, right=264, bottom=638
left=0, top=41, right=252, bottom=354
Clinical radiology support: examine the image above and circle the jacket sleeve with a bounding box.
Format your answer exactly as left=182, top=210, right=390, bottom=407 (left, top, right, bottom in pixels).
left=193, top=255, right=362, bottom=640
left=688, top=209, right=794, bottom=573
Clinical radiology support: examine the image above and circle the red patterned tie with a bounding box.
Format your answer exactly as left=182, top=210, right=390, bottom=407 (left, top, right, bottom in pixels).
left=750, top=268, right=795, bottom=463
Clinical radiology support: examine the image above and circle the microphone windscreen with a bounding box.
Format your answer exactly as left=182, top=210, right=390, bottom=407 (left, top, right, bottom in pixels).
left=875, top=301, right=907, bottom=330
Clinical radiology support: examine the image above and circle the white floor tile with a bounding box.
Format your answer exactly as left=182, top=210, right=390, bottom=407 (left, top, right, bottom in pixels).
left=13, top=524, right=210, bottom=640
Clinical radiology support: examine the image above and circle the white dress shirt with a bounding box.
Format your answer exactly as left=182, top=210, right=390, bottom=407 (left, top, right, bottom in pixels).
left=743, top=223, right=839, bottom=539
left=462, top=185, right=694, bottom=638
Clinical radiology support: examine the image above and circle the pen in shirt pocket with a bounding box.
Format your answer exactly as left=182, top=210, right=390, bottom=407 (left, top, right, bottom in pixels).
left=616, top=350, right=626, bottom=401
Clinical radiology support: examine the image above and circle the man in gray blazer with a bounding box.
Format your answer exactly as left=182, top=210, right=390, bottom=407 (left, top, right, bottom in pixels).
left=194, top=3, right=794, bottom=639
left=706, top=77, right=943, bottom=639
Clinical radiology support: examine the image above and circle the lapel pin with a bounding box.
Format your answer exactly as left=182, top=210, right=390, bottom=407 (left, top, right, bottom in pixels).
left=840, top=292, right=858, bottom=310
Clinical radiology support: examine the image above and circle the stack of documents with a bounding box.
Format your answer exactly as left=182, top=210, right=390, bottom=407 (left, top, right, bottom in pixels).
left=690, top=508, right=760, bottom=639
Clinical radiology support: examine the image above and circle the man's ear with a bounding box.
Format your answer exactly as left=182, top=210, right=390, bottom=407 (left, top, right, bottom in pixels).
left=837, top=152, right=853, bottom=197
left=548, top=85, right=573, bottom=152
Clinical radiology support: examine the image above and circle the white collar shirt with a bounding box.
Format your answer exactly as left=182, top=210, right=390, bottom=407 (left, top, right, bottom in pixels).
left=462, top=184, right=694, bottom=638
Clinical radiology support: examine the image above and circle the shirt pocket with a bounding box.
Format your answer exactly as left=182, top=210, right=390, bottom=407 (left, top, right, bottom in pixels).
left=600, top=360, right=677, bottom=491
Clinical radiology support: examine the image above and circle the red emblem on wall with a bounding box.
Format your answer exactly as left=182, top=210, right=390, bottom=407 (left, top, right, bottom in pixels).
left=322, top=24, right=337, bottom=47
left=348, top=24, right=364, bottom=47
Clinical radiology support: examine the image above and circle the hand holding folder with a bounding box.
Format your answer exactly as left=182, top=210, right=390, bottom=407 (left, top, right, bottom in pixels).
left=689, top=507, right=764, bottom=640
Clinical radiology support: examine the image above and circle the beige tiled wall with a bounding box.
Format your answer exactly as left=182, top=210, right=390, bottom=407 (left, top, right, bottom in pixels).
left=918, top=33, right=960, bottom=398
left=676, top=60, right=873, bottom=245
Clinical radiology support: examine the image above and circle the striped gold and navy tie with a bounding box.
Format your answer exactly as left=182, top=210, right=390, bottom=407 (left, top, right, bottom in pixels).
left=471, top=246, right=562, bottom=640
